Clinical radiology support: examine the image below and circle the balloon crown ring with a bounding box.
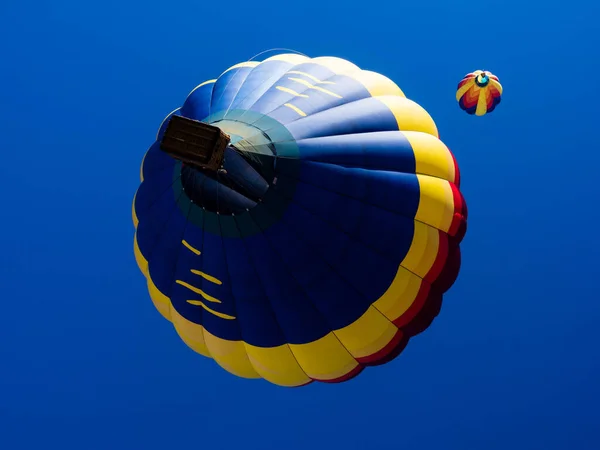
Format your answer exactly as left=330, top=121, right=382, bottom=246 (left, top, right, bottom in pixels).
left=475, top=72, right=490, bottom=87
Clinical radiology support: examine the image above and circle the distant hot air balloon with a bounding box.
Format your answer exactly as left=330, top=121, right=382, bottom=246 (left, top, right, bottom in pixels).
left=133, top=53, right=468, bottom=387
left=456, top=70, right=502, bottom=116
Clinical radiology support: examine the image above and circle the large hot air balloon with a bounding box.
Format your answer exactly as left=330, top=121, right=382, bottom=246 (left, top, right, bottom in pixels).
left=133, top=53, right=468, bottom=387
left=456, top=70, right=502, bottom=116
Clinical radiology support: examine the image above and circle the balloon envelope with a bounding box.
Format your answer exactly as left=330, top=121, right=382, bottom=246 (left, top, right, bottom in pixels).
left=133, top=53, right=468, bottom=387
left=456, top=70, right=502, bottom=116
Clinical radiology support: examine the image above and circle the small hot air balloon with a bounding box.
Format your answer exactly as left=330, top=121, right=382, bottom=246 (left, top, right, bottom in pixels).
left=456, top=70, right=502, bottom=116
left=133, top=53, right=468, bottom=387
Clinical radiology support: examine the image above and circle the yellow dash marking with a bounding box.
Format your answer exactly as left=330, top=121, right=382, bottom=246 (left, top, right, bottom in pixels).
left=191, top=269, right=222, bottom=285
left=182, top=240, right=201, bottom=255
left=288, top=77, right=342, bottom=98
left=176, top=280, right=220, bottom=303
left=276, top=86, right=309, bottom=98
left=284, top=103, right=307, bottom=116
left=287, top=71, right=335, bottom=85
left=187, top=300, right=236, bottom=320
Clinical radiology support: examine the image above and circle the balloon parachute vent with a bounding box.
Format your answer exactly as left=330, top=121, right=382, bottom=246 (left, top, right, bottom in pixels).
left=160, top=116, right=230, bottom=171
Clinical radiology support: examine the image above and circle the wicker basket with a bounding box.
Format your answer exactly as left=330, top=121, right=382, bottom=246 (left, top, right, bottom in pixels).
left=160, top=116, right=230, bottom=171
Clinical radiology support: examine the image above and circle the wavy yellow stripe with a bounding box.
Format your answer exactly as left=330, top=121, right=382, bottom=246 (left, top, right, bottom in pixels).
left=190, top=269, right=222, bottom=285
left=284, top=103, right=307, bottom=116
left=182, top=239, right=201, bottom=255
left=287, top=70, right=336, bottom=84
left=176, top=280, right=220, bottom=303
left=288, top=77, right=342, bottom=98
left=186, top=299, right=236, bottom=320
left=276, top=86, right=309, bottom=98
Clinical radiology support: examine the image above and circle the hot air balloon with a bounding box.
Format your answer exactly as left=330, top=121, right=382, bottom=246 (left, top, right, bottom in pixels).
left=456, top=70, right=502, bottom=116
left=133, top=53, right=468, bottom=387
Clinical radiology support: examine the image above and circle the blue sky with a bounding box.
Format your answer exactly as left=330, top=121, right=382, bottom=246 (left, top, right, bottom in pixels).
left=1, top=0, right=599, bottom=449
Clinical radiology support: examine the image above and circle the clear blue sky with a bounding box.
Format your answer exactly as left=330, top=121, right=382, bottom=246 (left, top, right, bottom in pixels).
left=1, top=1, right=599, bottom=449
